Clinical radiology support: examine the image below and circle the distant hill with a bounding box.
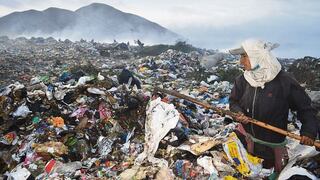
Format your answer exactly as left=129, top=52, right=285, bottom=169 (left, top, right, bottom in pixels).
left=0, top=3, right=180, bottom=44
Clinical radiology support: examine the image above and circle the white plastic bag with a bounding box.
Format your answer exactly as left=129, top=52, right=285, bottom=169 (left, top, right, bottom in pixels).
left=222, top=132, right=263, bottom=177
left=135, top=98, right=179, bottom=167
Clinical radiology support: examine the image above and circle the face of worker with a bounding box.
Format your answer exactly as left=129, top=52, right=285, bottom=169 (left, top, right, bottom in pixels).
left=240, top=53, right=251, bottom=71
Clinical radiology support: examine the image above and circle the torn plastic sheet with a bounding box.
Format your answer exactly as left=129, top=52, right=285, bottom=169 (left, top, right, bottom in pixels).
left=197, top=156, right=219, bottom=176
left=87, top=87, right=106, bottom=95
left=121, top=127, right=136, bottom=153
left=97, top=136, right=114, bottom=156
left=6, top=164, right=31, bottom=180
left=223, top=132, right=263, bottom=178
left=75, top=76, right=94, bottom=87
left=135, top=98, right=179, bottom=167
left=278, top=145, right=319, bottom=180
left=279, top=166, right=317, bottom=180
left=12, top=104, right=31, bottom=118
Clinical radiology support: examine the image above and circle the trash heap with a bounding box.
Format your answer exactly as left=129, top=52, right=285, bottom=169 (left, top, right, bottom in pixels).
left=287, top=56, right=320, bottom=91
left=0, top=36, right=139, bottom=86
left=1, top=37, right=319, bottom=179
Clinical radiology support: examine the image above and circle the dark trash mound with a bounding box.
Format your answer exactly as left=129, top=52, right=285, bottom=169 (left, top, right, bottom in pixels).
left=287, top=56, right=320, bottom=91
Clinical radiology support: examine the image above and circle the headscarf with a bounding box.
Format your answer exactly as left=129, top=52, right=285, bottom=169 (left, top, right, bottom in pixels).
left=242, top=39, right=281, bottom=88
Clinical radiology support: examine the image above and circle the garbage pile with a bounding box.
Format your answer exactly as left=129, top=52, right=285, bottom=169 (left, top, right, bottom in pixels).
left=0, top=36, right=140, bottom=86
left=287, top=56, right=320, bottom=91
left=286, top=56, right=320, bottom=118
left=1, top=36, right=319, bottom=179
left=0, top=71, right=149, bottom=179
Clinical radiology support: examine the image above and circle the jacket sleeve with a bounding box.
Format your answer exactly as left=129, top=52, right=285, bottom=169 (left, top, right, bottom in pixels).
left=288, top=79, right=318, bottom=139
left=229, top=75, right=245, bottom=113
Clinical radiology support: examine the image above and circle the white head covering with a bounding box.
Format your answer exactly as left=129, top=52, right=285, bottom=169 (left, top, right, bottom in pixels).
left=240, top=39, right=281, bottom=88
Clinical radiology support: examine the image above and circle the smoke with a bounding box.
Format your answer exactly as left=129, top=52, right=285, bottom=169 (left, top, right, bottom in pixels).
left=0, top=3, right=182, bottom=45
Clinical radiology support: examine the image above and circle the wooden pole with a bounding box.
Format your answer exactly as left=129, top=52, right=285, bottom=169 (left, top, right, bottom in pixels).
left=154, top=87, right=320, bottom=148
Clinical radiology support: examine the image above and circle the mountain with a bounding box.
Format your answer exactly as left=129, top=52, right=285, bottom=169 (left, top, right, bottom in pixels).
left=0, top=3, right=180, bottom=44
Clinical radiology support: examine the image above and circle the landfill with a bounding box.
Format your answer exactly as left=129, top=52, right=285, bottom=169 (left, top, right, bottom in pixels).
left=0, top=36, right=320, bottom=179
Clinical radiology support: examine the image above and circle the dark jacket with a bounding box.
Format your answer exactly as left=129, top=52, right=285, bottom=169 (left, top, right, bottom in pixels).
left=230, top=70, right=318, bottom=143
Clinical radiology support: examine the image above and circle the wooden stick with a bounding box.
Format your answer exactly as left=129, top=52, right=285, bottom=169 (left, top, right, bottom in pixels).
left=154, top=87, right=320, bottom=148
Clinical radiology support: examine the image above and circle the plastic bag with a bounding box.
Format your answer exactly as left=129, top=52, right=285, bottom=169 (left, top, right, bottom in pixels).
left=135, top=98, right=179, bottom=167
left=75, top=76, right=94, bottom=87
left=87, top=87, right=106, bottom=95
left=6, top=164, right=31, bottom=180
left=197, top=156, right=218, bottom=176
left=222, top=132, right=263, bottom=177
left=97, top=136, right=114, bottom=156
left=12, top=104, right=31, bottom=118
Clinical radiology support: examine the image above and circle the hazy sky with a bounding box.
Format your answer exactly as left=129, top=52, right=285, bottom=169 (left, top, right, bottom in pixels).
left=0, top=0, right=319, bottom=57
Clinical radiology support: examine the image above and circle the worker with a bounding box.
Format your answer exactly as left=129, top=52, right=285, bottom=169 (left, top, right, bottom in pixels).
left=229, top=39, right=318, bottom=175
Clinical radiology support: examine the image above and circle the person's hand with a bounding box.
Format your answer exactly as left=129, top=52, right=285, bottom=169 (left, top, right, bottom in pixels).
left=236, top=113, right=251, bottom=124
left=300, top=136, right=314, bottom=146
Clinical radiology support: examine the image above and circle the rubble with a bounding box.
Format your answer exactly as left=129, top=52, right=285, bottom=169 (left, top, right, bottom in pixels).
left=0, top=36, right=319, bottom=179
